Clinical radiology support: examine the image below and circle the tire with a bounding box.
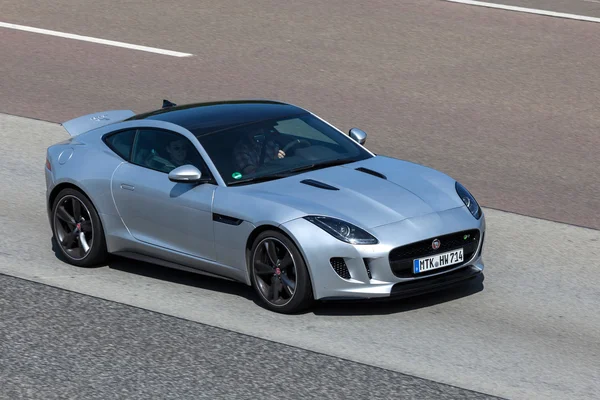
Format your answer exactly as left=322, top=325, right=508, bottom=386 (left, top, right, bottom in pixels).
left=51, top=188, right=108, bottom=267
left=249, top=230, right=314, bottom=314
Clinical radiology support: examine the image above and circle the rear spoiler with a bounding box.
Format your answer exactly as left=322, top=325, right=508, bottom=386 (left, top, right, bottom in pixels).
left=61, top=109, right=136, bottom=137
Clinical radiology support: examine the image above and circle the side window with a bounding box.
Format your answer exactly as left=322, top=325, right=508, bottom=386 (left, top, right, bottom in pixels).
left=104, top=129, right=136, bottom=161
left=131, top=129, right=210, bottom=176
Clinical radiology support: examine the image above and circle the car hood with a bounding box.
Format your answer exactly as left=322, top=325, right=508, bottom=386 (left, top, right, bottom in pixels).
left=239, top=156, right=465, bottom=229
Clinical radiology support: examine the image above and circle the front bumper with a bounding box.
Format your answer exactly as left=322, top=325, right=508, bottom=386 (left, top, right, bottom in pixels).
left=389, top=264, right=481, bottom=299
left=280, top=206, right=486, bottom=300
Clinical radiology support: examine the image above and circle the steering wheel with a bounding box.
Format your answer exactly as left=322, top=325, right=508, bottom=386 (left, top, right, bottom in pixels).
left=282, top=139, right=311, bottom=154
left=146, top=154, right=176, bottom=171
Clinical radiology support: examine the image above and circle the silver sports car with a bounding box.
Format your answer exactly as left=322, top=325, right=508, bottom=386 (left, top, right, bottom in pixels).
left=45, top=99, right=486, bottom=313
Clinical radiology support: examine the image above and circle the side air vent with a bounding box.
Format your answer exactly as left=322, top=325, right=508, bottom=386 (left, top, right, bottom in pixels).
left=356, top=167, right=387, bottom=180
left=213, top=213, right=243, bottom=226
left=330, top=258, right=351, bottom=279
left=300, top=179, right=339, bottom=191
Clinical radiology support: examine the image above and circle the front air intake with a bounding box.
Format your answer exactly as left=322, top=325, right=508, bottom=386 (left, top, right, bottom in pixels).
left=363, top=258, right=372, bottom=279
left=389, top=229, right=481, bottom=278
left=330, top=258, right=351, bottom=279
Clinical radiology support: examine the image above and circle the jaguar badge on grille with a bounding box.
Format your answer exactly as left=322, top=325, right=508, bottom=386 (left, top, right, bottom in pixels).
left=432, top=239, right=441, bottom=250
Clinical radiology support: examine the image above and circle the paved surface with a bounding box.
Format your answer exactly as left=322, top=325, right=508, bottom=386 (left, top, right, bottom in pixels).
left=0, top=0, right=599, bottom=230
left=1, top=274, right=501, bottom=400
left=1, top=113, right=599, bottom=400
left=452, top=0, right=600, bottom=18
left=1, top=1, right=600, bottom=399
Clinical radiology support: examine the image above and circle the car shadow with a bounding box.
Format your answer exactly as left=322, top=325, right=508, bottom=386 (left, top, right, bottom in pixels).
left=107, top=255, right=258, bottom=303
left=50, top=237, right=258, bottom=303
left=169, top=183, right=195, bottom=198
left=51, top=238, right=484, bottom=315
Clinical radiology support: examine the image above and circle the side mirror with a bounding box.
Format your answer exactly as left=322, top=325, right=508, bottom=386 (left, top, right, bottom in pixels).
left=349, top=128, right=367, bottom=145
left=168, top=165, right=204, bottom=183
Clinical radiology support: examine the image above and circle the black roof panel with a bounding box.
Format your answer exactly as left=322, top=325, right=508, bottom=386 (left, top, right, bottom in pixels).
left=127, top=100, right=307, bottom=136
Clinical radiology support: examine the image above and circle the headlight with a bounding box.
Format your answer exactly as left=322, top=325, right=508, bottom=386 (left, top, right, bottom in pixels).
left=455, top=181, right=482, bottom=219
left=303, top=216, right=379, bottom=245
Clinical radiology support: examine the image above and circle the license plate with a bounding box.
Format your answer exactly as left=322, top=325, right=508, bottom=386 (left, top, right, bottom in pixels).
left=413, top=248, right=464, bottom=274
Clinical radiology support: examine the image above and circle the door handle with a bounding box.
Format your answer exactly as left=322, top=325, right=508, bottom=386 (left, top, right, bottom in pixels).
left=120, top=184, right=135, bottom=191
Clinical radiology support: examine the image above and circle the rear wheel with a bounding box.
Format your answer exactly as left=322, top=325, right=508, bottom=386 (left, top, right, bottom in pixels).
left=249, top=230, right=313, bottom=313
left=51, top=188, right=108, bottom=267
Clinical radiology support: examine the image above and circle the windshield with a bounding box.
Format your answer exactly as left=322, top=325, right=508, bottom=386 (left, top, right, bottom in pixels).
left=194, top=113, right=373, bottom=185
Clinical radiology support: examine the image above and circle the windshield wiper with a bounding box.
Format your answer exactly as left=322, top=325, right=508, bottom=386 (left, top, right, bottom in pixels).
left=228, top=159, right=354, bottom=186
left=227, top=174, right=289, bottom=186
left=286, top=158, right=354, bottom=174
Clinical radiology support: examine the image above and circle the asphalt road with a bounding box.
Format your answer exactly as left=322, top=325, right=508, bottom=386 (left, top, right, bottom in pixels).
left=456, top=0, right=600, bottom=19
left=0, top=0, right=599, bottom=230
left=1, top=1, right=599, bottom=399
left=1, top=114, right=599, bottom=400
left=1, top=274, right=501, bottom=400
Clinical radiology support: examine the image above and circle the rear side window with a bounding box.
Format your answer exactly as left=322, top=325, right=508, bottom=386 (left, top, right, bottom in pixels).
left=104, top=130, right=136, bottom=161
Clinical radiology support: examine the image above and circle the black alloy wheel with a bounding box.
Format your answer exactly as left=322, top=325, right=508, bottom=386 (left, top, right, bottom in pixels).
left=51, top=188, right=107, bottom=267
left=250, top=230, right=313, bottom=313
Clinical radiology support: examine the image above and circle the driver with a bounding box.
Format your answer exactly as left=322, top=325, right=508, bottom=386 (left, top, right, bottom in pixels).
left=233, top=126, right=285, bottom=174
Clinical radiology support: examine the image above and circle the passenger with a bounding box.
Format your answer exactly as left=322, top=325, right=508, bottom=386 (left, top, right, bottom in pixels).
left=165, top=137, right=193, bottom=167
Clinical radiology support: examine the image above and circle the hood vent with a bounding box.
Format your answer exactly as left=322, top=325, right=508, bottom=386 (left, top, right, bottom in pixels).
left=356, top=167, right=387, bottom=180
left=300, top=179, right=339, bottom=191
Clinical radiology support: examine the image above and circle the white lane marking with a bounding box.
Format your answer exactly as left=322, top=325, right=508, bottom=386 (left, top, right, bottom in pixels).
left=0, top=21, right=194, bottom=57
left=444, top=0, right=600, bottom=23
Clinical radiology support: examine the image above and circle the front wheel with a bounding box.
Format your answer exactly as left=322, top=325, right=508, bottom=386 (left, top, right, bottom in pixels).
left=249, top=230, right=314, bottom=313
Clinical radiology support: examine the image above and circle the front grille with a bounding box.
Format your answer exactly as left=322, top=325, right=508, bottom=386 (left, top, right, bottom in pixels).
left=330, top=258, right=351, bottom=279
left=389, top=229, right=480, bottom=278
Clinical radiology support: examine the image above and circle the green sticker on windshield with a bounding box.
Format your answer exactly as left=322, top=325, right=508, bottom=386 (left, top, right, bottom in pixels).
left=232, top=172, right=242, bottom=180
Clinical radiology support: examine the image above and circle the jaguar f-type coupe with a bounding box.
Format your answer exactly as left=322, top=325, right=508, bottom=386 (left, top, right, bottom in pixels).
left=45, top=99, right=486, bottom=313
